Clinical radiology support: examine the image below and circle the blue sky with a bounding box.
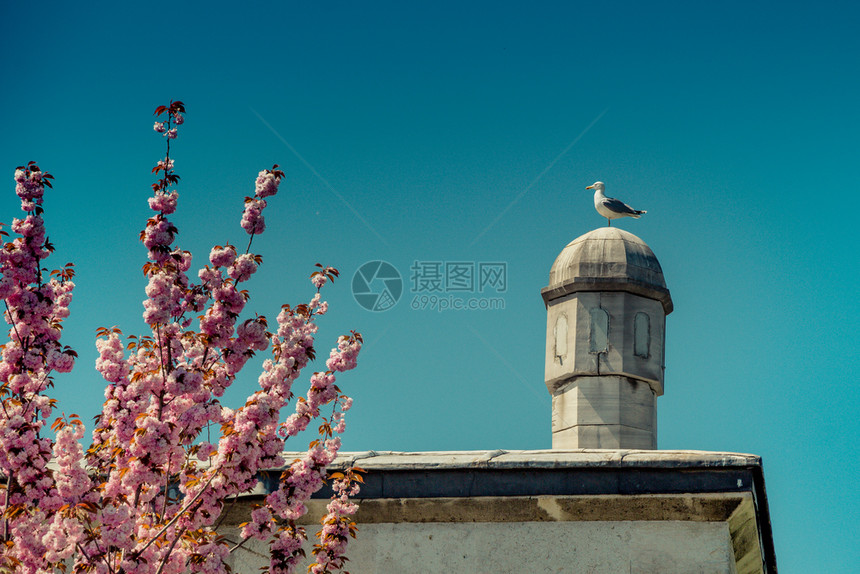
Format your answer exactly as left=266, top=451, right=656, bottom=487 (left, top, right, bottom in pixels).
left=2, top=1, right=858, bottom=571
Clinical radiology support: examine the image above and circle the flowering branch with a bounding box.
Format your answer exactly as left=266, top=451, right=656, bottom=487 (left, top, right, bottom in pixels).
left=0, top=103, right=363, bottom=574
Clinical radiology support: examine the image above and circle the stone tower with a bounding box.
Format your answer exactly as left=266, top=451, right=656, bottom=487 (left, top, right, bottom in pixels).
left=541, top=227, right=673, bottom=449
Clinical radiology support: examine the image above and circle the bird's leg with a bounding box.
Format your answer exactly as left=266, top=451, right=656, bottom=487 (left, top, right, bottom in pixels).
left=607, top=219, right=611, bottom=227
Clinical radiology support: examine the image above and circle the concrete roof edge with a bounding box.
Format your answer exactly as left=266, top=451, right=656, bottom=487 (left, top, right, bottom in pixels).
left=275, top=449, right=762, bottom=471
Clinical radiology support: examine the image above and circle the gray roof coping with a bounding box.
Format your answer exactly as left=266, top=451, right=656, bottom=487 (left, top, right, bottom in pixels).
left=277, top=449, right=762, bottom=471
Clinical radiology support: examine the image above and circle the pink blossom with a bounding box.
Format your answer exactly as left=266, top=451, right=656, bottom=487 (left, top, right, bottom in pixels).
left=311, top=274, right=327, bottom=289
left=209, top=245, right=236, bottom=268
left=213, top=284, right=245, bottom=314
left=200, top=301, right=234, bottom=345
left=241, top=198, right=267, bottom=235
left=228, top=253, right=258, bottom=282
left=142, top=217, right=176, bottom=250
left=237, top=318, right=269, bottom=351
left=325, top=335, right=362, bottom=372
left=46, top=348, right=75, bottom=373
left=255, top=169, right=280, bottom=198
left=241, top=506, right=273, bottom=540
left=198, top=265, right=221, bottom=288
left=148, top=190, right=178, bottom=214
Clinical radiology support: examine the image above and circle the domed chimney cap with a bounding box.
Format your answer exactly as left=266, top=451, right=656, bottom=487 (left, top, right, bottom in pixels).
left=541, top=227, right=673, bottom=314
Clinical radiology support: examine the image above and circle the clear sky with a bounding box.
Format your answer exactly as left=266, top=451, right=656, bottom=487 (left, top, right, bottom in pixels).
left=2, top=1, right=858, bottom=571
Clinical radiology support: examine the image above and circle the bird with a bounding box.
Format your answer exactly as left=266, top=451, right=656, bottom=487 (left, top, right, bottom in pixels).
left=586, top=181, right=646, bottom=226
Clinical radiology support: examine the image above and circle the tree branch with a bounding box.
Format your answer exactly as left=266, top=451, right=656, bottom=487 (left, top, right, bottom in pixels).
left=133, top=471, right=216, bottom=558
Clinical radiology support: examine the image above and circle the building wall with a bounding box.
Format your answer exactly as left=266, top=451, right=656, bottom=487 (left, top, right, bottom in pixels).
left=224, top=491, right=764, bottom=574
left=228, top=519, right=735, bottom=574
left=323, top=521, right=735, bottom=574
left=221, top=451, right=773, bottom=574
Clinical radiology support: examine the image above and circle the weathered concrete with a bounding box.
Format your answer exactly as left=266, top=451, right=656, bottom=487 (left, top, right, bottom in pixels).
left=545, top=292, right=666, bottom=394
left=226, top=521, right=737, bottom=574
left=552, top=375, right=657, bottom=449
left=290, top=493, right=751, bottom=525
left=341, top=521, right=736, bottom=574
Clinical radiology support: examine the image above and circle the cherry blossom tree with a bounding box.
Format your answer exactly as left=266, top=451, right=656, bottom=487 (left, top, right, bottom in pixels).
left=0, top=101, right=363, bottom=574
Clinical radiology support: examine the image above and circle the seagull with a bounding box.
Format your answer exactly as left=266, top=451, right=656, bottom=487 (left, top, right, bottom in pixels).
left=586, top=181, right=646, bottom=226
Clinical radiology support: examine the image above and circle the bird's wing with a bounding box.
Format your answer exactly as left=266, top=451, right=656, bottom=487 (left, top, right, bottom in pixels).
left=601, top=197, right=639, bottom=215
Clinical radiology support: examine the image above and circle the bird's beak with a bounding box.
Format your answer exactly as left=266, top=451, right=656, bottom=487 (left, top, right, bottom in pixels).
left=586, top=185, right=594, bottom=190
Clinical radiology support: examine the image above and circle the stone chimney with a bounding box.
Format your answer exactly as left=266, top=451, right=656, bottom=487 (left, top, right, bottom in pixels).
left=541, top=228, right=673, bottom=449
